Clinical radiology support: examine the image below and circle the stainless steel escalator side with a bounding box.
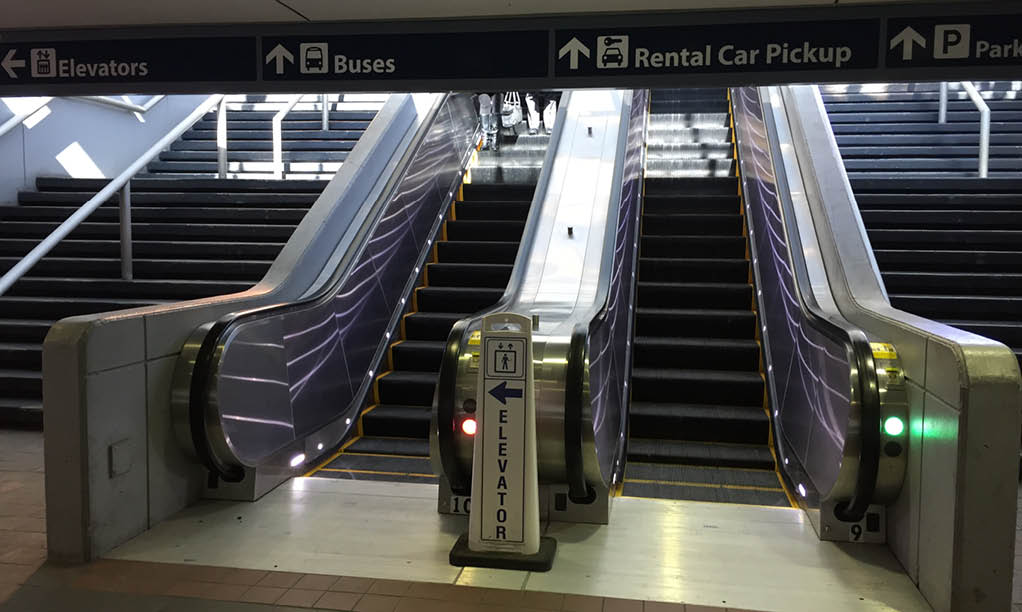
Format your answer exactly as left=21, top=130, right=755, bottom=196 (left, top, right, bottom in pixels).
left=433, top=90, right=641, bottom=522
left=779, top=84, right=1021, bottom=612
left=174, top=94, right=481, bottom=488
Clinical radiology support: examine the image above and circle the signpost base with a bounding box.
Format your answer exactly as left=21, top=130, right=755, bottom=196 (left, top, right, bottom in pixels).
left=449, top=534, right=557, bottom=572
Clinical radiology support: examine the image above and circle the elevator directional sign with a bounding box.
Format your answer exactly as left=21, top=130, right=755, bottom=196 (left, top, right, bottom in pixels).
left=887, top=14, right=1022, bottom=68
left=0, top=38, right=255, bottom=85
left=554, top=20, right=880, bottom=78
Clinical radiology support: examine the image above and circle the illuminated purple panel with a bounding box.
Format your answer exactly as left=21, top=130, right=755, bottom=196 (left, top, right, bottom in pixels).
left=213, top=94, right=478, bottom=467
left=732, top=87, right=850, bottom=495
left=587, top=89, right=648, bottom=484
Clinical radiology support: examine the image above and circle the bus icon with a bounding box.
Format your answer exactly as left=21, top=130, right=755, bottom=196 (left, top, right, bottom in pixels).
left=300, top=43, right=329, bottom=74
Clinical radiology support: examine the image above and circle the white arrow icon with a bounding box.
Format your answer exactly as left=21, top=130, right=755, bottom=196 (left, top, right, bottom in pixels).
left=265, top=44, right=295, bottom=75
left=2, top=49, right=26, bottom=79
left=890, top=26, right=927, bottom=61
left=558, top=37, right=590, bottom=70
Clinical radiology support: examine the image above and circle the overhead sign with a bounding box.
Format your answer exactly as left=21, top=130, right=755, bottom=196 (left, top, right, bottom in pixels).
left=554, top=20, right=880, bottom=77
left=0, top=38, right=255, bottom=84
left=887, top=14, right=1022, bottom=68
left=261, top=31, right=547, bottom=82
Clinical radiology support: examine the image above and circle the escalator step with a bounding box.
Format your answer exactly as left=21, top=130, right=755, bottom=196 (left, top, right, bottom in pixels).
left=643, top=176, right=738, bottom=196
left=403, top=312, right=465, bottom=341
left=642, top=213, right=742, bottom=236
left=630, top=367, right=763, bottom=406
left=629, top=402, right=767, bottom=443
left=461, top=183, right=536, bottom=202
left=377, top=371, right=437, bottom=407
left=632, top=336, right=759, bottom=371
left=362, top=405, right=431, bottom=438
left=636, top=282, right=751, bottom=310
left=625, top=462, right=780, bottom=487
left=426, top=263, right=513, bottom=288
left=415, top=286, right=505, bottom=312
left=634, top=307, right=755, bottom=339
left=639, top=257, right=748, bottom=282
left=345, top=436, right=430, bottom=457
left=641, top=236, right=746, bottom=259
left=622, top=480, right=788, bottom=506
left=643, top=195, right=740, bottom=214
left=0, top=401, right=43, bottom=428
left=323, top=451, right=434, bottom=476
left=628, top=437, right=774, bottom=470
left=436, top=241, right=521, bottom=264
left=391, top=340, right=446, bottom=372
left=445, top=220, right=526, bottom=242
left=454, top=202, right=531, bottom=221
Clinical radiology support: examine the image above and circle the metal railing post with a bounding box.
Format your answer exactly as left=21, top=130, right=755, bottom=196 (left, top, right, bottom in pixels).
left=961, top=81, right=991, bottom=178
left=321, top=94, right=329, bottom=131
left=217, top=97, right=228, bottom=179
left=119, top=181, right=133, bottom=280
left=938, top=82, right=948, bottom=124
left=272, top=95, right=303, bottom=180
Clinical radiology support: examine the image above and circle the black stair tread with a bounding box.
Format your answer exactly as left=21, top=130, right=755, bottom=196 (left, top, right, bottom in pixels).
left=630, top=401, right=767, bottom=422
left=18, top=191, right=318, bottom=206
left=636, top=306, right=754, bottom=317
left=633, top=336, right=757, bottom=348
left=35, top=176, right=329, bottom=192
left=345, top=436, right=430, bottom=457
left=322, top=452, right=433, bottom=475
left=638, top=281, right=750, bottom=290
left=624, top=461, right=781, bottom=487
left=0, top=368, right=42, bottom=379
left=365, top=404, right=431, bottom=419
left=379, top=370, right=439, bottom=384
left=628, top=438, right=774, bottom=468
left=631, top=367, right=762, bottom=384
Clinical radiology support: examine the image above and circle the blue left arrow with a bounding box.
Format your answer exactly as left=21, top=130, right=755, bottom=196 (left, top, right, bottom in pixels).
left=488, top=381, right=523, bottom=405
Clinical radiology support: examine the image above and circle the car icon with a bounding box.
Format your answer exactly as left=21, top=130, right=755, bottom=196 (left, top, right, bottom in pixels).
left=305, top=47, right=323, bottom=70
left=602, top=46, right=624, bottom=66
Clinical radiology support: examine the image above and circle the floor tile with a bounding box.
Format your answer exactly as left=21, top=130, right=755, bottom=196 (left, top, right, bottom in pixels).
left=257, top=572, right=304, bottom=589
left=603, top=597, right=642, bottom=612
left=523, top=590, right=564, bottom=610
left=643, top=602, right=685, bottom=612
left=331, top=577, right=375, bottom=594
left=295, top=574, right=340, bottom=591
left=368, top=579, right=411, bottom=597
left=314, top=590, right=362, bottom=610
left=0, top=583, right=18, bottom=605
left=562, top=593, right=604, bottom=611
left=242, top=585, right=287, bottom=604
left=354, top=594, right=401, bottom=612
left=0, top=563, right=38, bottom=585
left=277, top=588, right=325, bottom=607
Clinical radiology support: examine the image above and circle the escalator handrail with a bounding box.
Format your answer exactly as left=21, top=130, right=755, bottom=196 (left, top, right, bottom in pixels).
left=188, top=93, right=457, bottom=480
left=434, top=93, right=573, bottom=496
left=748, top=86, right=882, bottom=521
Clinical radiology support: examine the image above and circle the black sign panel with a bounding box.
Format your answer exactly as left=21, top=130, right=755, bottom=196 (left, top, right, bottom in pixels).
left=261, top=31, right=548, bottom=82
left=554, top=20, right=880, bottom=78
left=0, top=38, right=255, bottom=84
left=887, top=14, right=1022, bottom=68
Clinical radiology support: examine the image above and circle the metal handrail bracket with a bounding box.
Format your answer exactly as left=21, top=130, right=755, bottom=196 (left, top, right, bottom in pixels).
left=0, top=94, right=223, bottom=295
left=960, top=81, right=991, bottom=177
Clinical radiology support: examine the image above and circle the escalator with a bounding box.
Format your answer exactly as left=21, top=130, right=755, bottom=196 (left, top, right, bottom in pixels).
left=623, top=88, right=790, bottom=506
left=822, top=83, right=1022, bottom=368
left=307, top=133, right=547, bottom=482
left=0, top=94, right=380, bottom=428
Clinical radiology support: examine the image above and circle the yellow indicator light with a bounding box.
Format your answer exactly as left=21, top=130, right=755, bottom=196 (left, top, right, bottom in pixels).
left=884, top=417, right=905, bottom=436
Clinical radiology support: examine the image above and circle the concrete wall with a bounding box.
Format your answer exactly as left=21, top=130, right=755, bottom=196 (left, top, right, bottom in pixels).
left=0, top=95, right=208, bottom=202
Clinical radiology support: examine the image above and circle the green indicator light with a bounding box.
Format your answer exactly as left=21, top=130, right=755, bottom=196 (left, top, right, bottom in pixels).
left=884, top=417, right=905, bottom=436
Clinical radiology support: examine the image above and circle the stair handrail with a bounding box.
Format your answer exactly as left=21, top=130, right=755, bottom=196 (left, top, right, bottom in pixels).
left=0, top=94, right=224, bottom=296
left=273, top=94, right=305, bottom=179
left=960, top=81, right=991, bottom=178
left=71, top=95, right=166, bottom=114
left=0, top=97, right=53, bottom=139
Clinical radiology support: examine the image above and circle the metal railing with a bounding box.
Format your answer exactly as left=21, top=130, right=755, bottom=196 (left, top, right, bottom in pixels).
left=215, top=94, right=332, bottom=179
left=0, top=97, right=53, bottom=139
left=0, top=94, right=224, bottom=294
left=937, top=81, right=990, bottom=177
left=73, top=95, right=166, bottom=114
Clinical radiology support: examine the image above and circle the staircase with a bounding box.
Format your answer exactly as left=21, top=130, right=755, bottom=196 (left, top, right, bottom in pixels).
left=0, top=94, right=384, bottom=428
left=822, top=82, right=1022, bottom=368
left=623, top=88, right=789, bottom=506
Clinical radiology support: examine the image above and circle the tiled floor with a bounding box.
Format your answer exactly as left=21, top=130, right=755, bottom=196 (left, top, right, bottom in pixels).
left=1, top=429, right=1021, bottom=611
left=0, top=430, right=46, bottom=605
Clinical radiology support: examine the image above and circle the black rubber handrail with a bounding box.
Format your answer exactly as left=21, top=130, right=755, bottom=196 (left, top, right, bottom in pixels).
left=564, top=324, right=595, bottom=503
left=436, top=319, right=471, bottom=496
left=188, top=94, right=455, bottom=482
left=743, top=87, right=883, bottom=522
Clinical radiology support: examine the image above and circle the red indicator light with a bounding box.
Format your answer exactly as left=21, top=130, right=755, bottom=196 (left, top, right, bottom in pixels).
left=461, top=418, right=477, bottom=436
